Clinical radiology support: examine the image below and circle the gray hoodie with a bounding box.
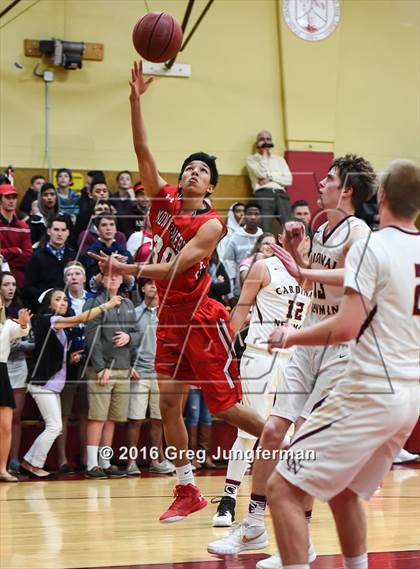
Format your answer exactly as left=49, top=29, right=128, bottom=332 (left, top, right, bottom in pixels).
left=84, top=291, right=140, bottom=372
left=223, top=226, right=263, bottom=297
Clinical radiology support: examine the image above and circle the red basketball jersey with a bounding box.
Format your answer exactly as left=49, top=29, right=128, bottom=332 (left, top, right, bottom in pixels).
left=149, top=184, right=226, bottom=306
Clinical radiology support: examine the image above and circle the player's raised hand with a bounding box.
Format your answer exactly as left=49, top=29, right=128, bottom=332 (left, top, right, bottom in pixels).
left=129, top=60, right=154, bottom=100
left=284, top=221, right=306, bottom=253
left=268, top=323, right=294, bottom=353
left=270, top=244, right=302, bottom=279
left=87, top=250, right=125, bottom=276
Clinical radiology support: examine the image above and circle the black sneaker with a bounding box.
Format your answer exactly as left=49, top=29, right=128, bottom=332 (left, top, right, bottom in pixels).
left=104, top=465, right=127, bottom=478
left=85, top=466, right=108, bottom=479
left=211, top=495, right=236, bottom=527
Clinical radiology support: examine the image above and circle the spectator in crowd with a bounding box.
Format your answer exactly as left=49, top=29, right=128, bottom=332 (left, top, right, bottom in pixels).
left=223, top=202, right=263, bottom=300
left=21, top=289, right=122, bottom=478
left=0, top=298, right=30, bottom=483
left=74, top=173, right=109, bottom=238
left=0, top=184, right=33, bottom=289
left=117, top=182, right=150, bottom=238
left=127, top=279, right=175, bottom=475
left=79, top=170, right=105, bottom=203
left=208, top=250, right=231, bottom=305
left=217, top=202, right=245, bottom=260
left=83, top=213, right=134, bottom=292
left=110, top=171, right=136, bottom=236
left=56, top=262, right=93, bottom=473
left=28, top=183, right=62, bottom=247
left=113, top=170, right=134, bottom=199
left=127, top=214, right=153, bottom=262
left=246, top=130, right=293, bottom=231
left=56, top=168, right=80, bottom=221
left=239, top=232, right=276, bottom=286
left=77, top=201, right=127, bottom=257
left=0, top=272, right=33, bottom=475
left=24, top=215, right=76, bottom=311
left=356, top=193, right=379, bottom=229
left=291, top=199, right=312, bottom=228
left=84, top=272, right=140, bottom=479
left=184, top=387, right=217, bottom=470
left=19, top=175, right=46, bottom=216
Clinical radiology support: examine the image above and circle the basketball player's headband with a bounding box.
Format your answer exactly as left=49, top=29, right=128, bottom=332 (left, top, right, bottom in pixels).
left=179, top=152, right=219, bottom=186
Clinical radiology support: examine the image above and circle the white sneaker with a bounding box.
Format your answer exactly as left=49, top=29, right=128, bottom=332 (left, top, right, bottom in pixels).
left=207, top=520, right=268, bottom=555
left=393, top=449, right=420, bottom=464
left=150, top=460, right=176, bottom=474
left=256, top=542, right=317, bottom=569
left=126, top=463, right=141, bottom=476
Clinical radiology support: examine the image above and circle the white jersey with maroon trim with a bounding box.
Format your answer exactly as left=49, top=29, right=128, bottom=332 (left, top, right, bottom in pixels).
left=344, top=226, right=420, bottom=382
left=245, top=255, right=312, bottom=352
left=309, top=215, right=368, bottom=320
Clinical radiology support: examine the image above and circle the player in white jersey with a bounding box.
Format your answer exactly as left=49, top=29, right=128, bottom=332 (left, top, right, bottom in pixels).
left=211, top=225, right=312, bottom=528
left=207, top=154, right=376, bottom=561
left=266, top=159, right=420, bottom=569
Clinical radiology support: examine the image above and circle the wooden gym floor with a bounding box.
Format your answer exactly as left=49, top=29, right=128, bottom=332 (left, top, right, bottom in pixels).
left=1, top=466, right=419, bottom=569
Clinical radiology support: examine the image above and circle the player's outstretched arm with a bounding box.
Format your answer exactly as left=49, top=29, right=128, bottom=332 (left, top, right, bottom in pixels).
left=90, top=218, right=224, bottom=281
left=268, top=287, right=368, bottom=352
left=230, top=261, right=267, bottom=334
left=129, top=60, right=168, bottom=197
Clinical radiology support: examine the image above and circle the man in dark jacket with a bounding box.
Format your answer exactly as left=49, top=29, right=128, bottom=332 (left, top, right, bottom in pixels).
left=24, top=215, right=75, bottom=311
left=83, top=272, right=140, bottom=479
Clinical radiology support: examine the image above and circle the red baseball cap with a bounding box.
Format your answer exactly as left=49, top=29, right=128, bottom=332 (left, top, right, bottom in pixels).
left=0, top=184, right=18, bottom=196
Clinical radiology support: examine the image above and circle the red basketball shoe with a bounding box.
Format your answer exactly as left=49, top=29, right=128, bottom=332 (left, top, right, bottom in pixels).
left=159, top=483, right=208, bottom=522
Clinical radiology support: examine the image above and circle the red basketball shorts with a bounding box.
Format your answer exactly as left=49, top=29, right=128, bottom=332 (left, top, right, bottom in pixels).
left=155, top=296, right=242, bottom=413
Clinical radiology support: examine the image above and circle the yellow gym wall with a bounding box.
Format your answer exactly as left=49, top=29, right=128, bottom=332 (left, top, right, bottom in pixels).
left=0, top=0, right=419, bottom=201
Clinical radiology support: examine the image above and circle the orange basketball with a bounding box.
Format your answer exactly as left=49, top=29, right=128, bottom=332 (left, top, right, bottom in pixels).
left=132, top=12, right=183, bottom=63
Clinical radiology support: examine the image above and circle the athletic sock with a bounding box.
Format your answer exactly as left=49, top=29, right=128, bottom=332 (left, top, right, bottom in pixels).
left=283, top=565, right=309, bottom=569
left=176, top=463, right=195, bottom=486
left=87, top=445, right=99, bottom=470
left=343, top=553, right=368, bottom=569
left=224, top=436, right=255, bottom=497
left=98, top=448, right=111, bottom=470
left=223, top=479, right=241, bottom=500
left=246, top=493, right=267, bottom=526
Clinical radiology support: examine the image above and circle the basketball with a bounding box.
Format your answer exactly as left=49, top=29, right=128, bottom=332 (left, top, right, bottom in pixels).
left=132, top=12, right=183, bottom=63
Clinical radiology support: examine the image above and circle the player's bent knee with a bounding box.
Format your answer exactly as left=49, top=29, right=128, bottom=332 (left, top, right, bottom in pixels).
left=260, top=417, right=290, bottom=450
left=329, top=488, right=359, bottom=509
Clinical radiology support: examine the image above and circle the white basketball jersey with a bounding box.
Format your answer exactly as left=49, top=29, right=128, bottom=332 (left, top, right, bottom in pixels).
left=246, top=256, right=312, bottom=352
left=344, top=226, right=420, bottom=382
left=309, top=216, right=368, bottom=320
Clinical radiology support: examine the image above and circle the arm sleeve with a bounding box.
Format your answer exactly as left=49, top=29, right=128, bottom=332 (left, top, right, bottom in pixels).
left=83, top=298, right=106, bottom=372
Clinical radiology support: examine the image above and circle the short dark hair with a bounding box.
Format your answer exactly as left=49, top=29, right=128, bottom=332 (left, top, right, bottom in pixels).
left=291, top=199, right=309, bottom=211
left=30, top=174, right=46, bottom=185
left=47, top=214, right=72, bottom=231
left=244, top=201, right=262, bottom=213
left=95, top=212, right=116, bottom=226
left=87, top=170, right=104, bottom=178
left=330, top=154, right=377, bottom=210
left=179, top=152, right=219, bottom=186
left=90, top=173, right=107, bottom=188
left=40, top=182, right=56, bottom=194
left=116, top=170, right=132, bottom=183
left=56, top=168, right=72, bottom=180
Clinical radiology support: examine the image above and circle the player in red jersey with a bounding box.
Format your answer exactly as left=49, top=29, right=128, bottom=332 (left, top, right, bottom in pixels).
left=92, top=61, right=264, bottom=522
